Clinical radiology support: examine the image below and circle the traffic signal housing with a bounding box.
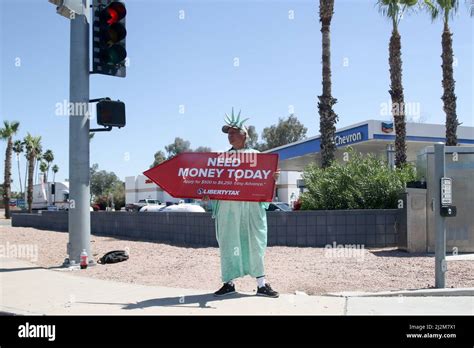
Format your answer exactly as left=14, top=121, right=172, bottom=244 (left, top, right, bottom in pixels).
left=96, top=99, right=126, bottom=128
left=92, top=0, right=127, bottom=77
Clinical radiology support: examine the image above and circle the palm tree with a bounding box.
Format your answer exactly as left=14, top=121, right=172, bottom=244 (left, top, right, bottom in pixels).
left=13, top=140, right=24, bottom=196
left=0, top=121, right=20, bottom=218
left=377, top=0, right=417, bottom=167
left=23, top=151, right=28, bottom=200
left=42, top=149, right=54, bottom=182
left=34, top=150, right=43, bottom=185
left=318, top=0, right=339, bottom=168
left=423, top=0, right=460, bottom=145
left=52, top=164, right=59, bottom=183
left=39, top=162, right=48, bottom=183
left=23, top=133, right=42, bottom=213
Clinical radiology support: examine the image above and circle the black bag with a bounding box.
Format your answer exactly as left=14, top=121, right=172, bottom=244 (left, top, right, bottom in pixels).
left=98, top=250, right=129, bottom=264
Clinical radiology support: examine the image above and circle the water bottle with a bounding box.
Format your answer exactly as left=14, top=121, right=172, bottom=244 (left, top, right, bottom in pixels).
left=80, top=249, right=88, bottom=269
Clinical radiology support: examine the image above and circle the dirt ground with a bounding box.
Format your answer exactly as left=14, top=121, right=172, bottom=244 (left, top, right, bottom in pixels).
left=1, top=226, right=473, bottom=295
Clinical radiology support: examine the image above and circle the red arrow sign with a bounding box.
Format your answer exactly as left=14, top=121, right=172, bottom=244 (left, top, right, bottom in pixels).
left=143, top=152, right=279, bottom=202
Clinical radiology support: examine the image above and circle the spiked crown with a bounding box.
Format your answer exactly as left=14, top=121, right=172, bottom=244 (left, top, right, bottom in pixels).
left=222, top=107, right=249, bottom=135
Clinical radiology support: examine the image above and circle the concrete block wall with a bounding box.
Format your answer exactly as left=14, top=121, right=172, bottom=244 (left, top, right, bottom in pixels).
left=91, top=212, right=218, bottom=247
left=12, top=209, right=402, bottom=248
left=267, top=210, right=400, bottom=247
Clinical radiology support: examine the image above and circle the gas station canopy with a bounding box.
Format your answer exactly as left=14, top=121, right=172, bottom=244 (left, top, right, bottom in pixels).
left=266, top=120, right=474, bottom=171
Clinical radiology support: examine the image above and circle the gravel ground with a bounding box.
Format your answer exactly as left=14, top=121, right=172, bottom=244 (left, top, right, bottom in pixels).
left=1, top=226, right=473, bottom=295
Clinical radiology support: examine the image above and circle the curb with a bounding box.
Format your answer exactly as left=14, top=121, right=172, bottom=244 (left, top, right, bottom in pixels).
left=326, top=288, right=474, bottom=297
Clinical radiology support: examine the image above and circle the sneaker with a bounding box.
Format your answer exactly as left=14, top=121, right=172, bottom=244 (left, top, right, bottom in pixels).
left=256, top=283, right=279, bottom=298
left=214, top=282, right=236, bottom=297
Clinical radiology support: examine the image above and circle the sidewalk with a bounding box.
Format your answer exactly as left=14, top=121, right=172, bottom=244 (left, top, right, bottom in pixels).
left=1, top=257, right=472, bottom=315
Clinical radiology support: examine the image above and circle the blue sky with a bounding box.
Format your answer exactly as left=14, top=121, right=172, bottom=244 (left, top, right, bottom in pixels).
left=1, top=0, right=472, bottom=189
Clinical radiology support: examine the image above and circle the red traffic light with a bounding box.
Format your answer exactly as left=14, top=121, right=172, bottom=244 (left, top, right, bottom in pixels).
left=100, top=2, right=126, bottom=26
left=92, top=0, right=127, bottom=77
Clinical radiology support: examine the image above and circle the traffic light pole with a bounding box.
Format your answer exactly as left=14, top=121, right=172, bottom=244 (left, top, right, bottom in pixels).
left=66, top=13, right=92, bottom=265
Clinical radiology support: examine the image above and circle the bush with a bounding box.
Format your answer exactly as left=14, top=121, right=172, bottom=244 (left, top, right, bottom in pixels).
left=293, top=198, right=302, bottom=211
left=92, top=181, right=125, bottom=211
left=300, top=149, right=416, bottom=210
left=94, top=195, right=109, bottom=210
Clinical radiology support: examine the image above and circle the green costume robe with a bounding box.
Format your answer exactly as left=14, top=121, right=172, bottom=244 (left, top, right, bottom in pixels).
left=211, top=148, right=270, bottom=283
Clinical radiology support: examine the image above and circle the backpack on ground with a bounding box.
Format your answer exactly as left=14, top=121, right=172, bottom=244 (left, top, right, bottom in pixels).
left=98, top=250, right=129, bottom=264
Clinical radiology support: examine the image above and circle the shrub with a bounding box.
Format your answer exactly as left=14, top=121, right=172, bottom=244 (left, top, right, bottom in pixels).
left=300, top=149, right=415, bottom=210
left=94, top=195, right=109, bottom=210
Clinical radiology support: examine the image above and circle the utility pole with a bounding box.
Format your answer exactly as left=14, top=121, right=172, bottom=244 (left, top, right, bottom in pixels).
left=67, top=11, right=92, bottom=265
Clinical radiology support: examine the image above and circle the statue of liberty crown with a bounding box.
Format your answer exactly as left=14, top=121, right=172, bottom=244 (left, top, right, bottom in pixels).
left=224, top=107, right=249, bottom=130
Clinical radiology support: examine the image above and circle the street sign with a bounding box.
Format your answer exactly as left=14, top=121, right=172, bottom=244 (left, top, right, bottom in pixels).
left=143, top=152, right=279, bottom=202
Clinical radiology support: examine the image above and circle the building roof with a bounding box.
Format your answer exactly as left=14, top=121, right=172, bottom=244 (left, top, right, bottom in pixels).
left=266, top=120, right=474, bottom=171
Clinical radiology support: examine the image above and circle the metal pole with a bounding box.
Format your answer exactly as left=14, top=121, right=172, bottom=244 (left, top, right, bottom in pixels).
left=67, top=14, right=91, bottom=265
left=434, top=143, right=446, bottom=288
left=386, top=143, right=395, bottom=170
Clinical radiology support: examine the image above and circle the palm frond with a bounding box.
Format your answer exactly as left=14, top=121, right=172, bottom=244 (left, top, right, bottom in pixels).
left=376, top=0, right=400, bottom=20
left=0, top=120, right=20, bottom=139
left=423, top=0, right=440, bottom=20
left=468, top=0, right=474, bottom=16
left=377, top=0, right=417, bottom=25
left=13, top=140, right=23, bottom=154
left=423, top=0, right=460, bottom=21
left=11, top=121, right=20, bottom=133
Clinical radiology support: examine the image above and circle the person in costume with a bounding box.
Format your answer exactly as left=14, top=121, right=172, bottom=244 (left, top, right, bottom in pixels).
left=209, top=109, right=279, bottom=298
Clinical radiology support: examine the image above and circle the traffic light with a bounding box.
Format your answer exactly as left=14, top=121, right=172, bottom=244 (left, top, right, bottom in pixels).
left=92, top=0, right=127, bottom=77
left=96, top=100, right=126, bottom=128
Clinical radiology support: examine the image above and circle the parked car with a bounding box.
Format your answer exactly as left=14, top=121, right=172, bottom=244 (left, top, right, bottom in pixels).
left=126, top=199, right=161, bottom=212
left=266, top=202, right=292, bottom=212
left=140, top=202, right=205, bottom=213
left=139, top=204, right=166, bottom=212
left=160, top=203, right=205, bottom=213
